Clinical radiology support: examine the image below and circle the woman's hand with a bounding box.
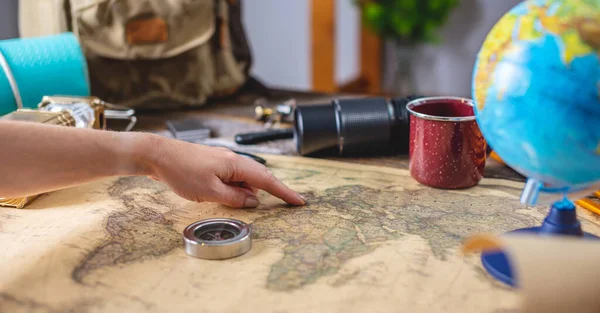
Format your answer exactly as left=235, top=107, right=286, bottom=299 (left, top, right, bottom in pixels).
left=0, top=121, right=305, bottom=209
left=143, top=135, right=305, bottom=208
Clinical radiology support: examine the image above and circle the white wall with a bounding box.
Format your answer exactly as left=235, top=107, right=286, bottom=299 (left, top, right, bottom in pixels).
left=242, top=0, right=312, bottom=90
left=243, top=0, right=521, bottom=95
left=242, top=0, right=361, bottom=91
left=335, top=0, right=360, bottom=86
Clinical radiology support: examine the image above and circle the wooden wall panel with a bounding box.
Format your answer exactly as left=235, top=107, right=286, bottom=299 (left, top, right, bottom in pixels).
left=360, top=25, right=382, bottom=94
left=310, top=0, right=336, bottom=93
left=338, top=24, right=384, bottom=95
left=310, top=0, right=382, bottom=95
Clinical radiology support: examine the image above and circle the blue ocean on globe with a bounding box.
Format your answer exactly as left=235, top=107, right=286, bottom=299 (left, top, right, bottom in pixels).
left=472, top=0, right=600, bottom=190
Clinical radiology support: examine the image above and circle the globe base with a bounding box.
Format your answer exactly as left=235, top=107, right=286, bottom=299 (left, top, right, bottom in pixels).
left=480, top=203, right=600, bottom=287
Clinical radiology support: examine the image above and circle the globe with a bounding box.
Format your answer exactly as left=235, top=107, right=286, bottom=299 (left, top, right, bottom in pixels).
left=472, top=0, right=600, bottom=195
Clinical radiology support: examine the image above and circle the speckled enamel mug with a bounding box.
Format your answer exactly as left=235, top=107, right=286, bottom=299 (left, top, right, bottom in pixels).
left=406, top=97, right=487, bottom=189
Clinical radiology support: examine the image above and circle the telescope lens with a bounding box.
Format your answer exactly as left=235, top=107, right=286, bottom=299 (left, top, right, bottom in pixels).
left=294, top=103, right=339, bottom=156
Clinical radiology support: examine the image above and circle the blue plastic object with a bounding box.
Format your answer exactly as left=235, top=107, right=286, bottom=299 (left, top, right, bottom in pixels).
left=0, top=33, right=90, bottom=115
left=481, top=202, right=600, bottom=287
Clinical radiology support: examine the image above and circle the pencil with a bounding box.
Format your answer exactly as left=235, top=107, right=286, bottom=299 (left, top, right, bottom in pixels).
left=576, top=198, right=600, bottom=216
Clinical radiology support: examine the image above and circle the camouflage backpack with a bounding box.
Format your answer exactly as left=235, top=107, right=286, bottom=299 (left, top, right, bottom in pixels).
left=19, top=0, right=253, bottom=110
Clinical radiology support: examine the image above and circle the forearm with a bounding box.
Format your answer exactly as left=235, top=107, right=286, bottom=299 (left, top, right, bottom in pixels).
left=0, top=121, right=154, bottom=198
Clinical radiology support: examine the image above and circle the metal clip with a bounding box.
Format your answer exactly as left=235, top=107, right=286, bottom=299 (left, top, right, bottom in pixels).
left=254, top=98, right=296, bottom=129
left=103, top=103, right=138, bottom=132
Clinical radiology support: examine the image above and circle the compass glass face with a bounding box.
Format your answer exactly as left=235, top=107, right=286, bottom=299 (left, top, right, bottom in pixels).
left=194, top=223, right=240, bottom=241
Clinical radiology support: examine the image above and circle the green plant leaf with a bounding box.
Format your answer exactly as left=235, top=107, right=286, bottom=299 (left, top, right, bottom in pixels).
left=391, top=14, right=413, bottom=37
left=397, top=0, right=417, bottom=10
left=362, top=3, right=385, bottom=33
left=364, top=3, right=384, bottom=21
left=352, top=0, right=459, bottom=44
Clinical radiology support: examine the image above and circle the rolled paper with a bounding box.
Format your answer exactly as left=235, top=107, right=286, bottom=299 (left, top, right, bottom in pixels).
left=463, top=233, right=600, bottom=313
left=0, top=32, right=90, bottom=116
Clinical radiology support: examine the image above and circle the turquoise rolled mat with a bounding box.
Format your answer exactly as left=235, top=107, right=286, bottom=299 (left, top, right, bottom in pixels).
left=0, top=32, right=90, bottom=116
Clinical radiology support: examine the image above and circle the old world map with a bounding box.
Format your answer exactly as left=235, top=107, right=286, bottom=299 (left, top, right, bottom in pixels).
left=1, top=155, right=600, bottom=313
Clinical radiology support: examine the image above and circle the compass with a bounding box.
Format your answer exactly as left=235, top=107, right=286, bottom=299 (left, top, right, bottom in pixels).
left=183, top=218, right=252, bottom=260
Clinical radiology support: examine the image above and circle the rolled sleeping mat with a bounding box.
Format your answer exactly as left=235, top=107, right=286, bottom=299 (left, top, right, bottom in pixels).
left=0, top=32, right=90, bottom=116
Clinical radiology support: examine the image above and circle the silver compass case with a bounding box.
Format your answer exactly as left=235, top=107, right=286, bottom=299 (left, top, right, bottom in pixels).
left=183, top=218, right=252, bottom=260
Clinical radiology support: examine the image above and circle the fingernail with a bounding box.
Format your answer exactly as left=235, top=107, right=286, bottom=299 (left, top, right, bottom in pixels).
left=245, top=196, right=260, bottom=208
left=298, top=194, right=307, bottom=205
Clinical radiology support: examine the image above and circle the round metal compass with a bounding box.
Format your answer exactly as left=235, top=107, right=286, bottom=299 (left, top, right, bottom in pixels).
left=183, top=218, right=252, bottom=260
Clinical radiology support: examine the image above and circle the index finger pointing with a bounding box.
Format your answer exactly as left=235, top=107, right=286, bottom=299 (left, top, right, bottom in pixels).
left=230, top=156, right=306, bottom=206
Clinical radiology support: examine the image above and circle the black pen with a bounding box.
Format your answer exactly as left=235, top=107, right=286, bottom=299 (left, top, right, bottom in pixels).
left=232, top=150, right=267, bottom=165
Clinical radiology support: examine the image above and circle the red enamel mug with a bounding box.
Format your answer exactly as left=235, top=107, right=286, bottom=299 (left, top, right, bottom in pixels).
left=406, top=97, right=486, bottom=189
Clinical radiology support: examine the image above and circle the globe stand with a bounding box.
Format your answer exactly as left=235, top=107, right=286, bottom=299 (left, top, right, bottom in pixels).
left=481, top=199, right=599, bottom=286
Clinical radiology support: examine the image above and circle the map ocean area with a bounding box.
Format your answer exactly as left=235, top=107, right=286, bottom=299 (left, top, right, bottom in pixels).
left=1, top=155, right=600, bottom=313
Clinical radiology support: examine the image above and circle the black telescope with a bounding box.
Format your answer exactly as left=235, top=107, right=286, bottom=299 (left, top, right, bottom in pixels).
left=293, top=96, right=422, bottom=157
